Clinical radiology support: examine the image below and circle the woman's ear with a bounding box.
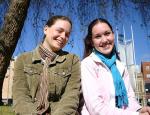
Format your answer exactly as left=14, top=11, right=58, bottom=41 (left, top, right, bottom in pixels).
left=43, top=25, right=48, bottom=34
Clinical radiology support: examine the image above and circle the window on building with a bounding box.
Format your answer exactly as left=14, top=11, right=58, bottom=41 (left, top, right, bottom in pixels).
left=145, top=66, right=150, bottom=71
left=146, top=74, right=150, bottom=78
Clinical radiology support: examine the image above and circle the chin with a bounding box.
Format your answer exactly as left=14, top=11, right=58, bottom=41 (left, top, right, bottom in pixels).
left=101, top=50, right=112, bottom=55
left=55, top=46, right=63, bottom=51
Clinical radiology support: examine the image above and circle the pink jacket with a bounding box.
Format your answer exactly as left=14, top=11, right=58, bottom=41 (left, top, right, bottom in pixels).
left=81, top=53, right=141, bottom=115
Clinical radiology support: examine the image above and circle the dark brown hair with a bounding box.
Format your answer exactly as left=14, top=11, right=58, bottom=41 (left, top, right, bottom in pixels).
left=83, top=18, right=119, bottom=59
left=45, top=15, right=72, bottom=27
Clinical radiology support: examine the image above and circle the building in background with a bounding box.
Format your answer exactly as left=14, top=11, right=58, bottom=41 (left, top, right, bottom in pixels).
left=2, top=59, right=15, bottom=105
left=116, top=25, right=137, bottom=90
left=141, top=62, right=150, bottom=104
left=116, top=26, right=146, bottom=106
left=134, top=70, right=146, bottom=106
left=117, top=39, right=134, bottom=66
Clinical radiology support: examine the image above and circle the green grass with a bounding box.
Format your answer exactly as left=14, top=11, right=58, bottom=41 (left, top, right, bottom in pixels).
left=0, top=106, right=15, bottom=115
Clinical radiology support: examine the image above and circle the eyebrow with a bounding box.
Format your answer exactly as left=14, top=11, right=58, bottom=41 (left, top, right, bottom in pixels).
left=93, top=30, right=112, bottom=35
left=93, top=33, right=101, bottom=37
left=56, top=27, right=64, bottom=30
left=56, top=27, right=71, bottom=34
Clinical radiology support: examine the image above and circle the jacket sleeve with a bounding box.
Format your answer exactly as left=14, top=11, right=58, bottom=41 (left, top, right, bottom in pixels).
left=81, top=60, right=140, bottom=115
left=12, top=54, right=38, bottom=114
left=52, top=55, right=81, bottom=115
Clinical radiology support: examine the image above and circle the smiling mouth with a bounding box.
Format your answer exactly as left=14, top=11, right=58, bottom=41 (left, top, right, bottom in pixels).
left=100, top=43, right=110, bottom=48
left=56, top=40, right=64, bottom=46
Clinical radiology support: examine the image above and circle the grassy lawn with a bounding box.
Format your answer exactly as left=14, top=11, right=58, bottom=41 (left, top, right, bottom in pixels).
left=0, top=106, right=15, bottom=115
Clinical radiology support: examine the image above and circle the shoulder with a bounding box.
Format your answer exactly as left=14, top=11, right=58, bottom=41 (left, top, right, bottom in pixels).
left=81, top=53, right=98, bottom=66
left=61, top=50, right=80, bottom=61
left=81, top=54, right=97, bottom=72
left=16, top=51, right=32, bottom=61
left=82, top=54, right=93, bottom=63
left=14, top=51, right=33, bottom=69
left=58, top=50, right=81, bottom=67
left=15, top=50, right=36, bottom=66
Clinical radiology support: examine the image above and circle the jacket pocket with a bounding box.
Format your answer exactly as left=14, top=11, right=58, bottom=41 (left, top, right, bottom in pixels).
left=53, top=68, right=71, bottom=96
left=54, top=68, right=71, bottom=78
left=23, top=64, right=41, bottom=98
left=24, top=65, right=42, bottom=75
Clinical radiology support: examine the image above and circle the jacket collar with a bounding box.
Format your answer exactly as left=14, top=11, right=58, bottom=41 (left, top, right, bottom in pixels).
left=90, top=52, right=103, bottom=63
left=32, top=45, right=66, bottom=64
left=90, top=52, right=125, bottom=75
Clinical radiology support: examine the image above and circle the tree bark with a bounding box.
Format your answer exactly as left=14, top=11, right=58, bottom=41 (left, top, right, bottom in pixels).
left=0, top=0, right=30, bottom=104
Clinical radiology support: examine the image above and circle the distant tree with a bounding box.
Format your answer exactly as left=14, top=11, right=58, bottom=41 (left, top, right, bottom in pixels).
left=0, top=0, right=30, bottom=104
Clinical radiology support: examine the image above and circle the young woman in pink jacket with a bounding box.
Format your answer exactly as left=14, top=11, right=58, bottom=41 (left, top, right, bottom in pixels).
left=81, top=18, right=150, bottom=115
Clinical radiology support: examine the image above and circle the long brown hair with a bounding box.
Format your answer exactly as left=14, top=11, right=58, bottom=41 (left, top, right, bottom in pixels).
left=83, top=18, right=120, bottom=60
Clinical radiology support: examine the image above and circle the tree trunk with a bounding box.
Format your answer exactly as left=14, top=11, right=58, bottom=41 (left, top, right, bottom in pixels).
left=0, top=0, right=30, bottom=104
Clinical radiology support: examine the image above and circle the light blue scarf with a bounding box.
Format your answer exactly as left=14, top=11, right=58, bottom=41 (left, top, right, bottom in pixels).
left=93, top=48, right=128, bottom=108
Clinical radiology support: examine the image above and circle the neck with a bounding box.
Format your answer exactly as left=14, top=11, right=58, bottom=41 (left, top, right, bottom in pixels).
left=42, top=41, right=53, bottom=52
left=94, top=48, right=113, bottom=59
left=39, top=44, right=57, bottom=61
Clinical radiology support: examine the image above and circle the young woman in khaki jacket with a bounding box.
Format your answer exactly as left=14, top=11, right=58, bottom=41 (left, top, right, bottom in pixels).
left=12, top=15, right=81, bottom=115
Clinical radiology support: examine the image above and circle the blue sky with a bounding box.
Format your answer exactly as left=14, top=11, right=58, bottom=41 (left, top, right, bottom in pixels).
left=0, top=0, right=150, bottom=65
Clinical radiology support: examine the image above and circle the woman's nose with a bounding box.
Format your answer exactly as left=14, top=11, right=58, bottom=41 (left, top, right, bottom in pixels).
left=60, top=32, right=66, bottom=39
left=101, top=35, right=107, bottom=42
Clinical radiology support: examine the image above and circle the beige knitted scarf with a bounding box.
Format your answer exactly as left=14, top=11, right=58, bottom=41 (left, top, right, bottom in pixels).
left=36, top=44, right=57, bottom=115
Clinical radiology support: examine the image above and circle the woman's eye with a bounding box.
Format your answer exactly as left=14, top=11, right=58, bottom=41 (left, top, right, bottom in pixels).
left=56, top=29, right=63, bottom=33
left=95, top=35, right=101, bottom=39
left=57, top=30, right=61, bottom=33
left=104, top=32, right=111, bottom=36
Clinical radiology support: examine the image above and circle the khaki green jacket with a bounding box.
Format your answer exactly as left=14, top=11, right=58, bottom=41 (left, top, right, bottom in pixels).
left=12, top=47, right=81, bottom=115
